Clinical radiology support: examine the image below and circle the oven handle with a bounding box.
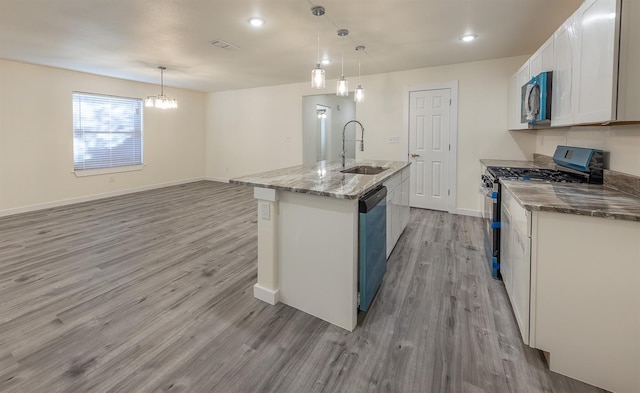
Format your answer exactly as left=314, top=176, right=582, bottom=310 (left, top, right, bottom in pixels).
left=480, top=184, right=498, bottom=200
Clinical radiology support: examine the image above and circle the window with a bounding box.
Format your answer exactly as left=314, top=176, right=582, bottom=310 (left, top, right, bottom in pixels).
left=73, top=92, right=143, bottom=173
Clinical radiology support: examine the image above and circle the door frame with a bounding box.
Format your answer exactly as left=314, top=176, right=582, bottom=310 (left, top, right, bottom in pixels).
left=403, top=81, right=459, bottom=214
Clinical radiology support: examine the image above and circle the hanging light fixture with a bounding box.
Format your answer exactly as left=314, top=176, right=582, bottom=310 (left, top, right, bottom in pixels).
left=354, top=45, right=365, bottom=103
left=336, top=29, right=349, bottom=97
left=310, top=6, right=326, bottom=89
left=146, top=66, right=178, bottom=109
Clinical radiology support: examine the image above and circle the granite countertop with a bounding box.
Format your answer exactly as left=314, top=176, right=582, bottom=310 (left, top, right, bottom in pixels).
left=230, top=159, right=410, bottom=199
left=501, top=180, right=640, bottom=222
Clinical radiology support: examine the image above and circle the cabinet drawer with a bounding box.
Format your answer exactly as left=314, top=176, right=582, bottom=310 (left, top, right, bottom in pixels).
left=501, top=184, right=531, bottom=238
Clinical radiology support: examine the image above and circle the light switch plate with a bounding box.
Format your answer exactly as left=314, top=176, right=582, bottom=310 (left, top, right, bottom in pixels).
left=388, top=136, right=400, bottom=144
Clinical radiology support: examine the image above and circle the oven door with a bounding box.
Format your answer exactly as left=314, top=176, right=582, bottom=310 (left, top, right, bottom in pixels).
left=481, top=175, right=500, bottom=278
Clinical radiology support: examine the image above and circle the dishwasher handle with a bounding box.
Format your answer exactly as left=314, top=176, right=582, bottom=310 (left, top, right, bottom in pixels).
left=359, top=186, right=387, bottom=213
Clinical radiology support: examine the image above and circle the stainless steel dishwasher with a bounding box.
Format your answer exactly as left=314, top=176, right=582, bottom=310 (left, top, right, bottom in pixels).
left=358, top=185, right=387, bottom=312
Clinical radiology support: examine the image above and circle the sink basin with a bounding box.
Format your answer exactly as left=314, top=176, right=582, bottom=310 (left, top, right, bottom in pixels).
left=340, top=166, right=388, bottom=175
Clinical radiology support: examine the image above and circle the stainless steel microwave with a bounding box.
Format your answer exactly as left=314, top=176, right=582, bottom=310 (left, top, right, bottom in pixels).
left=521, top=71, right=552, bottom=124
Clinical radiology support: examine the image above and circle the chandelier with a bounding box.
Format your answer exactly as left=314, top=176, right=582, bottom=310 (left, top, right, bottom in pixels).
left=146, top=66, right=177, bottom=109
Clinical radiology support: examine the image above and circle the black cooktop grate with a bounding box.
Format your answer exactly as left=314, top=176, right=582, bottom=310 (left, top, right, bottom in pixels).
left=487, top=167, right=588, bottom=183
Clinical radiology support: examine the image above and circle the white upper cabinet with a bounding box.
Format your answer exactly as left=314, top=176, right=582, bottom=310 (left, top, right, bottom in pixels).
left=530, top=36, right=554, bottom=77
left=551, top=16, right=578, bottom=127
left=573, top=0, right=618, bottom=124
left=507, top=61, right=530, bottom=130
left=515, top=0, right=640, bottom=129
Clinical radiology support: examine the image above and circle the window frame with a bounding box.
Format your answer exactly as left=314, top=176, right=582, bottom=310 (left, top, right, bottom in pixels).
left=72, top=91, right=144, bottom=177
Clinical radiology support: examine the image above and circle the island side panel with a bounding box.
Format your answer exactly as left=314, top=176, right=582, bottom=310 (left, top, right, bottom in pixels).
left=278, top=191, right=359, bottom=331
left=253, top=187, right=280, bottom=304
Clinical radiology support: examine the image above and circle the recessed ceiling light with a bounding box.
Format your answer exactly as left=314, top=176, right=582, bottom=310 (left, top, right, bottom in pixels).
left=248, top=17, right=265, bottom=27
left=460, top=34, right=477, bottom=42
left=321, top=58, right=331, bottom=65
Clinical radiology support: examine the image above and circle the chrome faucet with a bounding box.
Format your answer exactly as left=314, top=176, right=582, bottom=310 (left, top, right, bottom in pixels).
left=341, top=120, right=365, bottom=167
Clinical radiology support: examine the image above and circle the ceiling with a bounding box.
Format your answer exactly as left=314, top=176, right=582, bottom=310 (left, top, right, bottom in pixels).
left=0, top=0, right=583, bottom=93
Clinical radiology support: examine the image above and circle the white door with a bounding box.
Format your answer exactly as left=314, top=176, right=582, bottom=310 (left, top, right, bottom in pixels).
left=408, top=89, right=451, bottom=211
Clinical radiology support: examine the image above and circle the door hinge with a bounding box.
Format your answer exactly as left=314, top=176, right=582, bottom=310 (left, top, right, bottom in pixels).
left=449, top=99, right=452, bottom=105
left=449, top=144, right=451, bottom=151
left=448, top=189, right=450, bottom=196
left=357, top=292, right=360, bottom=306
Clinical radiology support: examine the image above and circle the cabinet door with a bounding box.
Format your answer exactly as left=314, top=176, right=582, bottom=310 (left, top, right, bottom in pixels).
left=511, top=214, right=531, bottom=345
left=508, top=61, right=530, bottom=130
left=400, top=175, right=410, bottom=231
left=552, top=16, right=577, bottom=127
left=573, top=0, right=618, bottom=124
left=530, top=36, right=554, bottom=76
left=501, top=187, right=532, bottom=345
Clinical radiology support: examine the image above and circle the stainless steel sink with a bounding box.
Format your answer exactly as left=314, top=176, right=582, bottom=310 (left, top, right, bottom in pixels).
left=340, top=166, right=388, bottom=175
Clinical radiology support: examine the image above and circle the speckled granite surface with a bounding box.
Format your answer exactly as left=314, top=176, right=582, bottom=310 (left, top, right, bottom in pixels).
left=230, top=159, right=410, bottom=199
left=604, top=170, right=640, bottom=198
left=501, top=180, right=640, bottom=221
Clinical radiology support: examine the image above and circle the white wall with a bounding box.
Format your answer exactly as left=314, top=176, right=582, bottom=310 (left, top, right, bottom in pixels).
left=205, top=56, right=534, bottom=213
left=0, top=59, right=206, bottom=214
left=534, top=125, right=640, bottom=177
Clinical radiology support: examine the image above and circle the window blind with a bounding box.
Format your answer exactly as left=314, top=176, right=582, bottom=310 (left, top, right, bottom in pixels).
left=73, top=92, right=143, bottom=171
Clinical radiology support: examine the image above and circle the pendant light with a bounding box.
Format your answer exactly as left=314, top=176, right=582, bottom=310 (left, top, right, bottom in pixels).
left=354, top=45, right=365, bottom=102
left=145, top=66, right=177, bottom=109
left=311, top=6, right=326, bottom=89
left=336, top=29, right=349, bottom=97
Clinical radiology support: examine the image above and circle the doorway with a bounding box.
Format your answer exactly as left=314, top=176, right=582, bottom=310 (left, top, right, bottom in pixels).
left=302, top=94, right=356, bottom=166
left=406, top=82, right=458, bottom=212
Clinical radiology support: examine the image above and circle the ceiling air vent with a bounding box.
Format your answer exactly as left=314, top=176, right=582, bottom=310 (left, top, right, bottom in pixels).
left=209, top=40, right=240, bottom=51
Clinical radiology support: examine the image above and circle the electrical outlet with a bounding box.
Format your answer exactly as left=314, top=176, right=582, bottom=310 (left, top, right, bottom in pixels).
left=260, top=202, right=270, bottom=220
left=388, top=136, right=400, bottom=144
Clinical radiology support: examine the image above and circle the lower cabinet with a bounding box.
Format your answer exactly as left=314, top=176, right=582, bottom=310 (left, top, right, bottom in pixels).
left=500, top=186, right=532, bottom=345
left=384, top=167, right=410, bottom=258
left=500, top=184, right=640, bottom=393
left=531, top=211, right=640, bottom=393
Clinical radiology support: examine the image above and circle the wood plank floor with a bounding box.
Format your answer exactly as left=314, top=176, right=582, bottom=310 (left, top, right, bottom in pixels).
left=0, top=181, right=607, bottom=393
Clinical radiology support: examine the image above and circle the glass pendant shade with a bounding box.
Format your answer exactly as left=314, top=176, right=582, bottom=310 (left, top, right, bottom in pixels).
left=354, top=45, right=365, bottom=103
left=310, top=6, right=326, bottom=90
left=311, top=64, right=325, bottom=89
left=336, top=76, right=348, bottom=97
left=354, top=84, right=364, bottom=102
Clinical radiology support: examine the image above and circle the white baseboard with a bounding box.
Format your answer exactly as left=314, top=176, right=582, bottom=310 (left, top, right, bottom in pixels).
left=0, top=177, right=205, bottom=218
left=205, top=176, right=230, bottom=183
left=253, top=284, right=279, bottom=305
left=454, top=208, right=483, bottom=217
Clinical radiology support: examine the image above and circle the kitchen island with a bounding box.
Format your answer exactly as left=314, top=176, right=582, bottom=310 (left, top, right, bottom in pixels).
left=230, top=159, right=410, bottom=331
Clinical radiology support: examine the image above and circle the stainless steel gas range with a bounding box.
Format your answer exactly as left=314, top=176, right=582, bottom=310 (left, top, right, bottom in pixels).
left=480, top=145, right=604, bottom=279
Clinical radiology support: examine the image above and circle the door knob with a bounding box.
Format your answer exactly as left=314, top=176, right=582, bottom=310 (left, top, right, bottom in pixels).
left=410, top=153, right=420, bottom=158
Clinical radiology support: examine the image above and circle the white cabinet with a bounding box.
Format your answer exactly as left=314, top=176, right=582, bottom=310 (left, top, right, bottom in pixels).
left=507, top=61, right=530, bottom=130
left=500, top=185, right=532, bottom=344
left=531, top=211, right=640, bottom=393
left=551, top=15, right=578, bottom=127
left=384, top=167, right=410, bottom=258
left=400, top=168, right=410, bottom=231
left=572, top=0, right=618, bottom=124
left=514, top=0, right=640, bottom=128
left=529, top=36, right=554, bottom=77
